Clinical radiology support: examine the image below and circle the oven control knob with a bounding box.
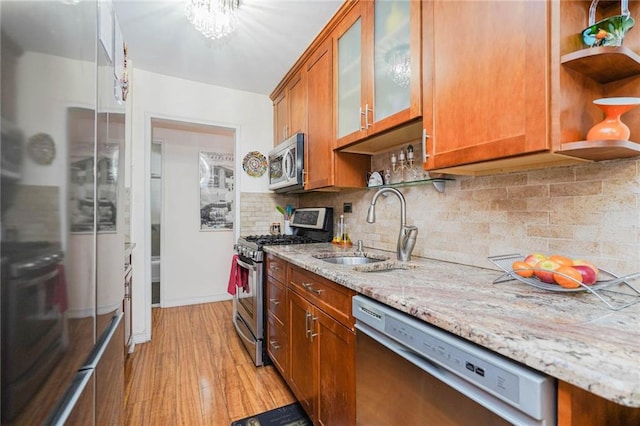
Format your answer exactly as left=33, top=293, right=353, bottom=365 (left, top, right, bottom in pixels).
left=248, top=250, right=255, bottom=259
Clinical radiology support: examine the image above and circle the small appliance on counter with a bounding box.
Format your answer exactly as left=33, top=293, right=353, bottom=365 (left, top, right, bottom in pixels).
left=288, top=207, right=333, bottom=242
left=232, top=207, right=333, bottom=366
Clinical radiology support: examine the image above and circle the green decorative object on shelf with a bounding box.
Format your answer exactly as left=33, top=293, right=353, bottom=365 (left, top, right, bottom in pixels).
left=582, top=0, right=635, bottom=47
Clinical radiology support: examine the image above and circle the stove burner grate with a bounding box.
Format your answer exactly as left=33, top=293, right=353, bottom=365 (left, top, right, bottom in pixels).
left=245, top=234, right=315, bottom=247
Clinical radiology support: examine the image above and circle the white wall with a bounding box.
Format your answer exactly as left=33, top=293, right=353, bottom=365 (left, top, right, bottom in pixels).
left=130, top=69, right=273, bottom=343
left=154, top=127, right=236, bottom=307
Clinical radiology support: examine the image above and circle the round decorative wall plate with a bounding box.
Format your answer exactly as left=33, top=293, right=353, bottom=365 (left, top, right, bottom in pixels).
left=27, top=133, right=56, bottom=165
left=242, top=151, right=267, bottom=177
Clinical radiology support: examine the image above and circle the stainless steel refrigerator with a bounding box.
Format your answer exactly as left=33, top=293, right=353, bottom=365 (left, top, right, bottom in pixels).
left=1, top=1, right=126, bottom=424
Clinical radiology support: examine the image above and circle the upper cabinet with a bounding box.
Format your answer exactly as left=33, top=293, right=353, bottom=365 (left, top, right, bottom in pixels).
left=422, top=0, right=640, bottom=175
left=306, top=35, right=371, bottom=190
left=422, top=0, right=555, bottom=173
left=305, top=39, right=336, bottom=190
left=273, top=0, right=640, bottom=178
left=273, top=69, right=307, bottom=145
left=335, top=0, right=422, bottom=149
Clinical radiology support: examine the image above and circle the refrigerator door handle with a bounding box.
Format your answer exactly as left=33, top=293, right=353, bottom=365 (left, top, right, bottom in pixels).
left=83, top=313, right=124, bottom=370
left=44, top=370, right=93, bottom=426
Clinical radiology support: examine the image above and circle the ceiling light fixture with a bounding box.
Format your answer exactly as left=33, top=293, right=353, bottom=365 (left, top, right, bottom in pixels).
left=185, top=0, right=241, bottom=41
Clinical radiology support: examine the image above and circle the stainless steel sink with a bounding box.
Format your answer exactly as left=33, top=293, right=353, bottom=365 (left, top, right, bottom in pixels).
left=313, top=254, right=388, bottom=265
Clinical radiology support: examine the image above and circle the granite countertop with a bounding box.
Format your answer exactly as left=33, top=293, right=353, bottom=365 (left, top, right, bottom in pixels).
left=264, top=243, right=640, bottom=408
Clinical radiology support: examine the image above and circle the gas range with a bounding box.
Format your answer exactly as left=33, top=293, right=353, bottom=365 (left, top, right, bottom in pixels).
left=235, top=207, right=334, bottom=262
left=232, top=207, right=333, bottom=367
left=235, top=234, right=319, bottom=262
left=1, top=241, right=63, bottom=277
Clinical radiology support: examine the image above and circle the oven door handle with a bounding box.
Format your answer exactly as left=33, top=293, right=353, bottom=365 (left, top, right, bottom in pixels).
left=233, top=315, right=256, bottom=345
left=17, top=267, right=60, bottom=288
left=236, top=258, right=257, bottom=272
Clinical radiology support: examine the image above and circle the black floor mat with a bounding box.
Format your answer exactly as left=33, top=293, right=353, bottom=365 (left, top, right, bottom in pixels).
left=230, top=402, right=311, bottom=426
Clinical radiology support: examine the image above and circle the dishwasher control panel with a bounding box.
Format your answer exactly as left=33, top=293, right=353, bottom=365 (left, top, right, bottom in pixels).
left=353, top=296, right=556, bottom=424
left=385, top=315, right=520, bottom=402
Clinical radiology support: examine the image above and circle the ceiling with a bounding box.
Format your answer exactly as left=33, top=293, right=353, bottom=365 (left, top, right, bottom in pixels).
left=0, top=0, right=342, bottom=97
left=113, top=0, right=343, bottom=96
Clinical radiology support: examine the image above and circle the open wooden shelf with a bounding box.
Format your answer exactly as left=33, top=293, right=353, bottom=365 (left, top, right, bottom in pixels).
left=561, top=46, right=640, bottom=83
left=558, top=139, right=640, bottom=161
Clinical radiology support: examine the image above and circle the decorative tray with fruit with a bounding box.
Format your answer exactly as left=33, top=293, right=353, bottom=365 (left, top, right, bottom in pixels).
left=488, top=253, right=640, bottom=310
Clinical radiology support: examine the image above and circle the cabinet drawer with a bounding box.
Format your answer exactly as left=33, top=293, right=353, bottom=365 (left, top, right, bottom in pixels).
left=266, top=254, right=287, bottom=282
left=267, top=278, right=287, bottom=327
left=289, top=266, right=355, bottom=330
left=267, top=316, right=288, bottom=376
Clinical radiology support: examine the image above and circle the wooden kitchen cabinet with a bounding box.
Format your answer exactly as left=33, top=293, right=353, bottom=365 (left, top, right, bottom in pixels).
left=306, top=36, right=370, bottom=190
left=266, top=254, right=289, bottom=375
left=286, top=263, right=356, bottom=425
left=334, top=0, right=422, bottom=149
left=273, top=69, right=307, bottom=145
left=558, top=381, right=640, bottom=425
left=421, top=0, right=640, bottom=175
left=422, top=0, right=553, bottom=173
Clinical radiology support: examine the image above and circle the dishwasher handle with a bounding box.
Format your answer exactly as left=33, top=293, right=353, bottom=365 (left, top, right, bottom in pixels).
left=356, top=323, right=546, bottom=426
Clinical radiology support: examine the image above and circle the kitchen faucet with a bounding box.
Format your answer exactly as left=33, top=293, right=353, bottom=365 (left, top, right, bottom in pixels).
left=366, top=187, right=418, bottom=261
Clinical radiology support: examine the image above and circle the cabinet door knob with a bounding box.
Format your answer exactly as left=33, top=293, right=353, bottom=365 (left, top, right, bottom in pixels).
left=269, top=297, right=280, bottom=305
left=270, top=339, right=281, bottom=350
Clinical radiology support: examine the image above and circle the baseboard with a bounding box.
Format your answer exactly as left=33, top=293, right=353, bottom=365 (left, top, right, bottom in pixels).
left=161, top=293, right=232, bottom=308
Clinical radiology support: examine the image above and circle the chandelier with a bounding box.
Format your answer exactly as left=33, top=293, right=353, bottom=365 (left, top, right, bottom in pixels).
left=185, top=0, right=241, bottom=41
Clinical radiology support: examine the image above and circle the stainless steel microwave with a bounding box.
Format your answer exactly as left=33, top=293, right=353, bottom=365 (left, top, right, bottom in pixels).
left=268, top=133, right=304, bottom=193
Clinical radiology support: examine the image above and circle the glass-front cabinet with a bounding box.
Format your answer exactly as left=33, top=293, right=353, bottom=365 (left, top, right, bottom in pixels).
left=335, top=0, right=421, bottom=148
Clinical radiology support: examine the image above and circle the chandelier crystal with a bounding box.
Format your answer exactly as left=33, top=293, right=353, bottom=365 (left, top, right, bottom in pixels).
left=185, top=0, right=240, bottom=41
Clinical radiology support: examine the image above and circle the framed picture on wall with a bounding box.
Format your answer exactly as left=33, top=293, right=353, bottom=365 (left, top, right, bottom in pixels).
left=199, top=151, right=234, bottom=231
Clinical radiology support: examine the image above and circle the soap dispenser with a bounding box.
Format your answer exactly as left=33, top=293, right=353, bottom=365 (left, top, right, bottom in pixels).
left=332, top=214, right=352, bottom=246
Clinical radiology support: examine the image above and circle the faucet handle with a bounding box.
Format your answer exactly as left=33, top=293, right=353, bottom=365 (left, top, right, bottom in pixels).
left=357, top=240, right=364, bottom=252
left=399, top=226, right=418, bottom=262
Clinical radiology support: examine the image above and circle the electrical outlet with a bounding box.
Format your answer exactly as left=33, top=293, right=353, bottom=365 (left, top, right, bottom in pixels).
left=343, top=202, right=352, bottom=213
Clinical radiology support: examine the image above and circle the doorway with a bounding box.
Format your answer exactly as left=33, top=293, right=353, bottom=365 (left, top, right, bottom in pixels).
left=148, top=117, right=237, bottom=312
left=150, top=141, right=162, bottom=306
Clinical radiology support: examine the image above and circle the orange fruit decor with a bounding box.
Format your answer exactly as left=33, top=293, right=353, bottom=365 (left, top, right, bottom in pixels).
left=512, top=261, right=534, bottom=278
left=549, top=254, right=574, bottom=267
left=553, top=266, right=583, bottom=289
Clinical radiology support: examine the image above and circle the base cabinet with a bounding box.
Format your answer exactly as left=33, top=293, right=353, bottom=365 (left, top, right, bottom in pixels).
left=315, top=307, right=355, bottom=425
left=288, top=290, right=318, bottom=420
left=268, top=260, right=356, bottom=425
left=266, top=255, right=289, bottom=376
left=558, top=381, right=640, bottom=426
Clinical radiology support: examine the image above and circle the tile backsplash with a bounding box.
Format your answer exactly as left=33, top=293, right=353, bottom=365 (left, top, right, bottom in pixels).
left=242, top=158, right=640, bottom=275
left=239, top=192, right=299, bottom=236
left=3, top=185, right=61, bottom=242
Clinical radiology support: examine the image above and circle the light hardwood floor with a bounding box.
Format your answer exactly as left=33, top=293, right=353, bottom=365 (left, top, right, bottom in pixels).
left=124, top=301, right=296, bottom=425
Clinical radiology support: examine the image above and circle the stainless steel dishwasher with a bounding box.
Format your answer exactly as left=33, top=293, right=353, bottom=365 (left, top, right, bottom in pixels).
left=353, top=296, right=556, bottom=426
